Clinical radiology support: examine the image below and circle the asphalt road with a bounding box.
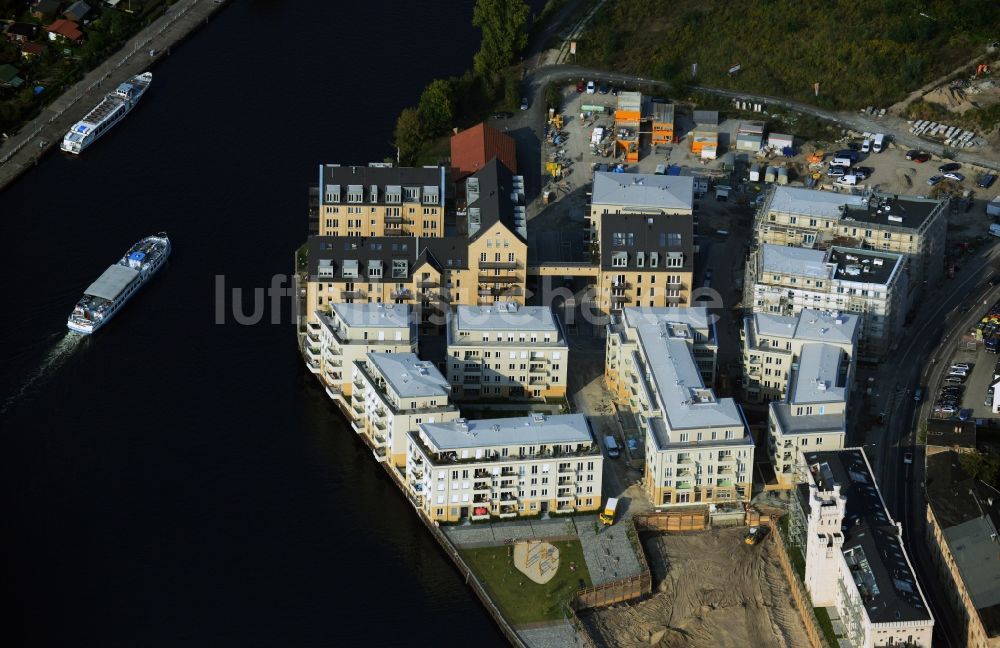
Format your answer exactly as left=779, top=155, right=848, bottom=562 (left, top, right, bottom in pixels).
left=866, top=241, right=1000, bottom=648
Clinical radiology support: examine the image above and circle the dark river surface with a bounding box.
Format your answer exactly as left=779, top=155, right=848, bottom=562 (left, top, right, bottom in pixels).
left=0, top=1, right=526, bottom=645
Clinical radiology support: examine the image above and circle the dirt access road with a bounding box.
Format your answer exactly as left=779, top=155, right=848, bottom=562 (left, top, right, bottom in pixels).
left=582, top=527, right=810, bottom=648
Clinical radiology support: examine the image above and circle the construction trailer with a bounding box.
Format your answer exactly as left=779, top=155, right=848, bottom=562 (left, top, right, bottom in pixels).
left=614, top=91, right=642, bottom=163
left=650, top=99, right=675, bottom=146
left=691, top=128, right=719, bottom=156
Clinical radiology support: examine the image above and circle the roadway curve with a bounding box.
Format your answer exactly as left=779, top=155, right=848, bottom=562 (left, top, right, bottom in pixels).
left=522, top=65, right=1000, bottom=172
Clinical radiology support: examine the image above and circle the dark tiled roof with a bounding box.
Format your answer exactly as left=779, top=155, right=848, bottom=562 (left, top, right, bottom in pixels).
left=307, top=235, right=468, bottom=281
left=599, top=212, right=693, bottom=271
left=926, top=451, right=1000, bottom=530
left=320, top=164, right=449, bottom=206
left=458, top=158, right=525, bottom=243
left=802, top=449, right=932, bottom=624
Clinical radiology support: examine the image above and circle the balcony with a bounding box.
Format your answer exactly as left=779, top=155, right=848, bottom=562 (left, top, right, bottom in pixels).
left=307, top=320, right=321, bottom=333
left=558, top=464, right=575, bottom=474
left=666, top=279, right=686, bottom=289
left=478, top=275, right=521, bottom=283
left=304, top=344, right=321, bottom=359
left=529, top=377, right=547, bottom=386
left=478, top=260, right=521, bottom=269
left=677, top=455, right=694, bottom=464
left=384, top=214, right=406, bottom=224
left=498, top=510, right=518, bottom=519
left=474, top=469, right=491, bottom=479
left=473, top=481, right=491, bottom=493
left=500, top=468, right=517, bottom=477
left=324, top=384, right=341, bottom=400
left=529, top=366, right=549, bottom=374
left=611, top=281, right=631, bottom=290
left=556, top=503, right=576, bottom=512
left=341, top=289, right=366, bottom=299
left=372, top=431, right=386, bottom=446
left=373, top=446, right=387, bottom=460
left=676, top=481, right=693, bottom=490
left=558, top=476, right=575, bottom=485
left=610, top=294, right=630, bottom=303
left=471, top=512, right=492, bottom=521
left=666, top=295, right=684, bottom=303
left=411, top=482, right=425, bottom=493
left=306, top=359, right=320, bottom=374
left=307, top=331, right=320, bottom=343
left=352, top=401, right=364, bottom=414
left=498, top=481, right=517, bottom=492
left=417, top=280, right=438, bottom=288
left=391, top=288, right=412, bottom=300
left=717, top=478, right=735, bottom=487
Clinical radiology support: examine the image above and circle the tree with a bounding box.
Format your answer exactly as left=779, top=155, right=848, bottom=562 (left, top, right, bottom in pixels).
left=394, top=107, right=424, bottom=166
left=417, top=79, right=455, bottom=137
left=959, top=451, right=1000, bottom=489
left=472, top=0, right=530, bottom=78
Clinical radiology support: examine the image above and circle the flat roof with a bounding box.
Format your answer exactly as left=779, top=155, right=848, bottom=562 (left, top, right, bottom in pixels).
left=622, top=306, right=711, bottom=333
left=944, top=517, right=1000, bottom=613
left=330, top=302, right=411, bottom=329
left=761, top=245, right=829, bottom=279
left=770, top=402, right=845, bottom=435
left=768, top=185, right=866, bottom=219
left=828, top=246, right=902, bottom=286
left=752, top=309, right=859, bottom=346
left=592, top=172, right=693, bottom=211
left=844, top=193, right=943, bottom=229
left=420, top=413, right=592, bottom=450
left=452, top=304, right=561, bottom=334
left=791, top=343, right=847, bottom=404
left=367, top=352, right=448, bottom=399
left=800, top=449, right=932, bottom=624
left=84, top=264, right=139, bottom=301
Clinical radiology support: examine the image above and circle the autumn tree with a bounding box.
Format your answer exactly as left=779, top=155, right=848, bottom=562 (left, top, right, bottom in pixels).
left=471, top=0, right=530, bottom=78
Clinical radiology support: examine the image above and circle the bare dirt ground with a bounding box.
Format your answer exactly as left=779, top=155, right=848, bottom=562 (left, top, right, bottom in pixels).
left=582, top=528, right=810, bottom=648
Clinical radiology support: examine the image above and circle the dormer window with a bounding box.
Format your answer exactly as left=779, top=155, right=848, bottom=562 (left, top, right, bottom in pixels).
left=612, top=252, right=628, bottom=267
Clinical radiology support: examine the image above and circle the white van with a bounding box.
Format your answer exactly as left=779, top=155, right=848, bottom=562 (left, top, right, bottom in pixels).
left=861, top=139, right=871, bottom=153
left=990, top=223, right=1000, bottom=238
left=836, top=175, right=858, bottom=186
left=873, top=133, right=885, bottom=153
left=830, top=157, right=853, bottom=168
left=604, top=435, right=620, bottom=458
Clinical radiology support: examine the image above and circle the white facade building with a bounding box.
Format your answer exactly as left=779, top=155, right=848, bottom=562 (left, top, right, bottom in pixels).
left=405, top=413, right=603, bottom=523
left=752, top=244, right=907, bottom=359
left=794, top=449, right=934, bottom=648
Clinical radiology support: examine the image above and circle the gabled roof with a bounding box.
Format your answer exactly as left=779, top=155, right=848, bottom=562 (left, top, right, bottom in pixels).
left=46, top=19, right=83, bottom=41
left=592, top=172, right=693, bottom=211
left=63, top=1, right=91, bottom=21
left=450, top=122, right=517, bottom=178
left=33, top=0, right=61, bottom=14
left=0, top=64, right=22, bottom=85
left=599, top=212, right=692, bottom=271
left=460, top=158, right=526, bottom=243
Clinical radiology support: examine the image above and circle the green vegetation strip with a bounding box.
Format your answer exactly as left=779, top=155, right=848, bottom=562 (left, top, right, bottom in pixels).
left=814, top=606, right=841, bottom=647
left=460, top=540, right=592, bottom=624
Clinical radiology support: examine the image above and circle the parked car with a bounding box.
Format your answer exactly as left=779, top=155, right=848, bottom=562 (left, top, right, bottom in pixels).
left=959, top=408, right=974, bottom=421
left=914, top=387, right=924, bottom=402
left=854, top=166, right=874, bottom=179
left=939, top=162, right=961, bottom=173
left=520, top=97, right=528, bottom=110
left=861, top=139, right=872, bottom=153
left=951, top=363, right=971, bottom=371
left=598, top=83, right=610, bottom=94
left=944, top=172, right=965, bottom=182
left=927, top=175, right=943, bottom=186
left=905, top=149, right=920, bottom=160
left=576, top=80, right=585, bottom=93
left=903, top=452, right=913, bottom=464
left=945, top=376, right=966, bottom=384
left=948, top=369, right=969, bottom=377
left=913, top=152, right=930, bottom=163
left=586, top=81, right=595, bottom=94
left=938, top=404, right=958, bottom=414
left=491, top=111, right=513, bottom=119
left=979, top=174, right=997, bottom=189
left=827, top=167, right=847, bottom=177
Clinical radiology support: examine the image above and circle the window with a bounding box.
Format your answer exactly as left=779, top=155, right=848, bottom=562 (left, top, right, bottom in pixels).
left=667, top=233, right=681, bottom=246
left=612, top=252, right=627, bottom=267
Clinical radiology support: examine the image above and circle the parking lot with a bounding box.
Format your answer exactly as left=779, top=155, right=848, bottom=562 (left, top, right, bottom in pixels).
left=935, top=301, right=1000, bottom=420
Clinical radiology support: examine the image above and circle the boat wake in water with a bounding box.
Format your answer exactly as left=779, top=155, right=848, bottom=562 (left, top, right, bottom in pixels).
left=0, top=333, right=84, bottom=415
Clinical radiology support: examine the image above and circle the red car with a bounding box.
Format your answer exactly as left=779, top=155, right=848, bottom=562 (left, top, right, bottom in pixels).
left=914, top=153, right=930, bottom=163
left=576, top=79, right=585, bottom=93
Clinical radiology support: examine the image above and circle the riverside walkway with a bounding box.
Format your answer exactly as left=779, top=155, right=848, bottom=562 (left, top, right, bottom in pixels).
left=0, top=0, right=228, bottom=191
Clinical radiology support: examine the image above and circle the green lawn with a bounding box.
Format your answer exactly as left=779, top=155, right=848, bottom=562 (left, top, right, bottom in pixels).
left=461, top=540, right=592, bottom=625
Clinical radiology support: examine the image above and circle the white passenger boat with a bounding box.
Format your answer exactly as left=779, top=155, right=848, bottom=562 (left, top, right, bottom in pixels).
left=60, top=72, right=152, bottom=154
left=67, top=233, right=171, bottom=334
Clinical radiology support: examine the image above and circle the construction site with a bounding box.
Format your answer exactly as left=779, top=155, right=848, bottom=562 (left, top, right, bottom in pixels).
left=580, top=527, right=812, bottom=648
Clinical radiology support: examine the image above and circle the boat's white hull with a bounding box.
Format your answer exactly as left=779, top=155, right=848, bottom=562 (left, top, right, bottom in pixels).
left=60, top=73, right=151, bottom=155
left=67, top=240, right=170, bottom=334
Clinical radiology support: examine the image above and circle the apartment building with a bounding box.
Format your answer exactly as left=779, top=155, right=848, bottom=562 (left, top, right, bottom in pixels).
left=303, top=303, right=416, bottom=414
left=751, top=244, right=908, bottom=359
left=317, top=164, right=449, bottom=238
left=350, top=352, right=458, bottom=468
left=303, top=159, right=528, bottom=329
left=597, top=212, right=693, bottom=312
left=606, top=307, right=754, bottom=507
left=405, top=413, right=603, bottom=523
left=925, top=451, right=1000, bottom=648
left=750, top=185, right=947, bottom=303
left=446, top=304, right=568, bottom=400
left=741, top=308, right=859, bottom=404
left=790, top=449, right=934, bottom=648
left=589, top=171, right=693, bottom=242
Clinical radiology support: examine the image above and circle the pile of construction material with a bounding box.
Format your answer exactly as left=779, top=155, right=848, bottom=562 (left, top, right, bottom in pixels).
left=909, top=119, right=983, bottom=148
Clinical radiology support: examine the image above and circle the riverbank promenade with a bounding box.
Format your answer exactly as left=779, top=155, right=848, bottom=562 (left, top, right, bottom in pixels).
left=0, top=0, right=228, bottom=191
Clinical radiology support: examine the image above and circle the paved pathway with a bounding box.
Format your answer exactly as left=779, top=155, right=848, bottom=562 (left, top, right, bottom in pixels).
left=574, top=515, right=642, bottom=585
left=443, top=517, right=576, bottom=547
left=0, top=0, right=229, bottom=190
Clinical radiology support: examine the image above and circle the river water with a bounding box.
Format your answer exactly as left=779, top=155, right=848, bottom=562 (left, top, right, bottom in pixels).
left=0, top=1, right=519, bottom=645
